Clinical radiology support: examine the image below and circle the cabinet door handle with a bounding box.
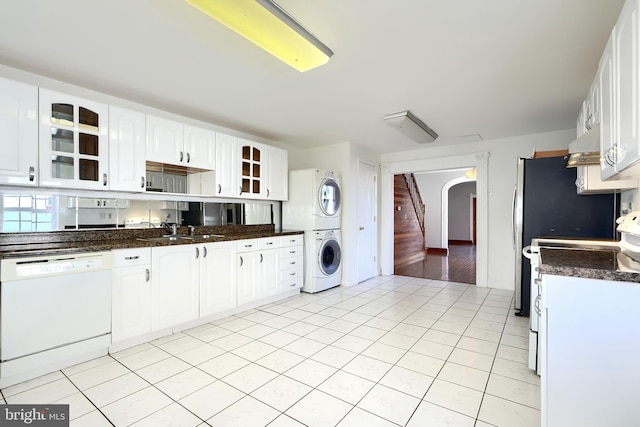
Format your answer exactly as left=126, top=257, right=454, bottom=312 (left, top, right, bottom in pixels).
left=260, top=253, right=263, bottom=263
left=102, top=200, right=106, bottom=207
left=195, top=247, right=200, bottom=259
left=28, top=166, right=35, bottom=182
left=239, top=256, right=243, bottom=266
left=103, top=173, right=108, bottom=186
left=239, top=186, right=243, bottom=195
left=203, top=246, right=207, bottom=258
left=125, top=256, right=140, bottom=260
left=217, top=184, right=222, bottom=194
left=179, top=151, right=184, bottom=162
left=267, top=189, right=270, bottom=197
left=141, top=176, right=145, bottom=188
left=145, top=268, right=150, bottom=282
left=186, top=153, right=191, bottom=163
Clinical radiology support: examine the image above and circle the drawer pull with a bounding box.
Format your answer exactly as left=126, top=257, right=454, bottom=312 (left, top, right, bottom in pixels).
left=245, top=244, right=253, bottom=248
left=125, top=256, right=140, bottom=260
left=266, top=242, right=274, bottom=245
left=290, top=261, right=296, bottom=265
left=289, top=250, right=296, bottom=254
left=290, top=272, right=296, bottom=276
left=290, top=283, right=297, bottom=287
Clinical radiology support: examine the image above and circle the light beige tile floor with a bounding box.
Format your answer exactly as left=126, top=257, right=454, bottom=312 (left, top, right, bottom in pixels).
left=0, top=275, right=540, bottom=426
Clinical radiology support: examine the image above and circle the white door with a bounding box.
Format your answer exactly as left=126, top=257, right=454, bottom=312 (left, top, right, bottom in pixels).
left=200, top=241, right=237, bottom=317
left=146, top=115, right=184, bottom=165
left=112, top=265, right=152, bottom=343
left=259, top=249, right=280, bottom=298
left=215, top=133, right=239, bottom=197
left=109, top=106, right=146, bottom=192
left=0, top=77, right=38, bottom=186
left=151, top=245, right=199, bottom=331
left=237, top=251, right=260, bottom=306
left=184, top=124, right=216, bottom=170
left=357, top=161, right=377, bottom=282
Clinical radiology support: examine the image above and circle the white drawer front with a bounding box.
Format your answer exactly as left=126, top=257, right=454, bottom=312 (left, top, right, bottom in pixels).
left=258, top=237, right=280, bottom=250
left=281, top=235, right=303, bottom=247
left=281, top=276, right=303, bottom=290
left=280, top=256, right=303, bottom=271
left=112, top=247, right=152, bottom=267
left=280, top=246, right=303, bottom=259
left=237, top=239, right=261, bottom=253
left=280, top=266, right=303, bottom=282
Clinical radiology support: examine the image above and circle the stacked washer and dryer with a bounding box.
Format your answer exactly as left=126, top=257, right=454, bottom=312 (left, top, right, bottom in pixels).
left=283, top=169, right=342, bottom=293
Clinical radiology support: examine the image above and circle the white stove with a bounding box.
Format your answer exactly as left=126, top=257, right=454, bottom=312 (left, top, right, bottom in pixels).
left=523, top=211, right=640, bottom=374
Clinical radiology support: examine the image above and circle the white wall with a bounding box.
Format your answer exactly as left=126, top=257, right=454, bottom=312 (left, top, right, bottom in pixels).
left=449, top=182, right=476, bottom=241
left=381, top=129, right=575, bottom=290
left=414, top=170, right=468, bottom=248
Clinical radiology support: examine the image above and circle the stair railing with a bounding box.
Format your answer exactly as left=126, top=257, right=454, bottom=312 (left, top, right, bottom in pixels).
left=404, top=173, right=425, bottom=237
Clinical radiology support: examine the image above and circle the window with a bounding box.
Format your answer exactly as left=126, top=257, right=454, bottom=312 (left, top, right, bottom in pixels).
left=1, top=195, right=57, bottom=232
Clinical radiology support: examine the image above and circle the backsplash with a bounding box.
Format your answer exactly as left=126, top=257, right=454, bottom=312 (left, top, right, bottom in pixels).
left=0, top=192, right=275, bottom=233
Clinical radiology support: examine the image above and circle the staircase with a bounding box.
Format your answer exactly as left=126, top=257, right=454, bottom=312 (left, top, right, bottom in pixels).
left=394, top=174, right=426, bottom=268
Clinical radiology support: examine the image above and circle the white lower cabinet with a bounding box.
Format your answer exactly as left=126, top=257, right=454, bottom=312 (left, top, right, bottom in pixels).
left=111, top=248, right=152, bottom=344
left=237, top=237, right=281, bottom=306
left=280, top=235, right=304, bottom=291
left=200, top=241, right=237, bottom=317
left=151, top=245, right=200, bottom=331
left=540, top=274, right=640, bottom=427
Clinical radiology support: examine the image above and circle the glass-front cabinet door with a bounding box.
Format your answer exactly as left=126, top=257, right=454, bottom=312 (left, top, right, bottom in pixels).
left=39, top=89, right=108, bottom=189
left=239, top=138, right=264, bottom=198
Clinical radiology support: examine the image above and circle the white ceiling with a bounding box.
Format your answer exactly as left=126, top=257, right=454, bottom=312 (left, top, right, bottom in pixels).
left=0, top=0, right=626, bottom=154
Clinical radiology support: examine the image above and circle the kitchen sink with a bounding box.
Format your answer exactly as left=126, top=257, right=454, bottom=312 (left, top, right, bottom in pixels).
left=181, top=234, right=225, bottom=240
left=137, top=235, right=188, bottom=242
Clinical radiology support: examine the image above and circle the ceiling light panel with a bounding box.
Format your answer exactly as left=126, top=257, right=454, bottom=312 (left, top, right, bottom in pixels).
left=383, top=110, right=438, bottom=144
left=185, top=0, right=333, bottom=72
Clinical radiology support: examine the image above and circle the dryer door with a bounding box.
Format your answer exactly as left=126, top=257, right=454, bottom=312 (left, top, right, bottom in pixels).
left=318, top=178, right=341, bottom=216
left=319, top=238, right=342, bottom=275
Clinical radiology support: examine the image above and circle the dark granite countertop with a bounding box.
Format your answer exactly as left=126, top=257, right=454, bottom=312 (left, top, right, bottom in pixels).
left=0, top=225, right=304, bottom=258
left=539, top=247, right=640, bottom=283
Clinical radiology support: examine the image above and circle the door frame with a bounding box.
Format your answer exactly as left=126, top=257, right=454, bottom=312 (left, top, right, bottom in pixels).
left=380, top=152, right=489, bottom=287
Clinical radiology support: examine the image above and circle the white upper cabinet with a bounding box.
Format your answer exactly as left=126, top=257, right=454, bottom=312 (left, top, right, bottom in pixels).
left=0, top=77, right=38, bottom=186
left=109, top=106, right=146, bottom=192
left=599, top=32, right=616, bottom=179
left=184, top=124, right=216, bottom=170
left=600, top=0, right=640, bottom=179
left=264, top=146, right=288, bottom=201
left=146, top=116, right=215, bottom=170
left=39, top=89, right=109, bottom=190
left=145, top=115, right=184, bottom=166
left=215, top=132, right=240, bottom=197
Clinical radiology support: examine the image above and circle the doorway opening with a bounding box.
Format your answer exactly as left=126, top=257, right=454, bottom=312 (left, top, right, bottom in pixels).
left=393, top=170, right=478, bottom=284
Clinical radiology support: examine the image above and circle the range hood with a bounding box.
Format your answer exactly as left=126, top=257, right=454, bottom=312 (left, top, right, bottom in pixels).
left=566, top=124, right=601, bottom=167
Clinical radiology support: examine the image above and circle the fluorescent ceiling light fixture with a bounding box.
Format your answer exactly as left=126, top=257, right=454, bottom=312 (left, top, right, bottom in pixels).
left=185, top=0, right=333, bottom=72
left=383, top=110, right=438, bottom=144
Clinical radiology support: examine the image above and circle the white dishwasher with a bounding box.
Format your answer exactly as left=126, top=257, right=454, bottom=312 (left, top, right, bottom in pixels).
left=0, top=251, right=112, bottom=387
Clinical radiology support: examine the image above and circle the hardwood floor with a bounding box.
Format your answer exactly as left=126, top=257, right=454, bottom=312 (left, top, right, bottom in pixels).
left=395, top=243, right=476, bottom=284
